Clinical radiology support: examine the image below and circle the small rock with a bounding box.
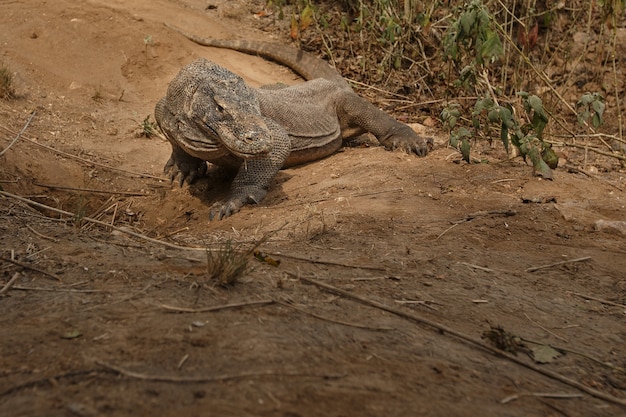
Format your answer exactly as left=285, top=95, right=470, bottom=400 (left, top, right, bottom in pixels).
left=594, top=219, right=626, bottom=235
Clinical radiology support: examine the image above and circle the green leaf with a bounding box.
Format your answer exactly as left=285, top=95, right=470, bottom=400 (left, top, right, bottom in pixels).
left=460, top=138, right=471, bottom=163
left=530, top=344, right=562, bottom=364
left=532, top=113, right=548, bottom=139
left=300, top=4, right=314, bottom=30
left=488, top=108, right=500, bottom=123
left=542, top=146, right=559, bottom=169
left=450, top=133, right=459, bottom=148
left=473, top=97, right=493, bottom=116
left=592, top=114, right=602, bottom=128
left=460, top=10, right=476, bottom=35
left=481, top=31, right=504, bottom=63
left=528, top=145, right=553, bottom=180
left=578, top=109, right=590, bottom=126
left=499, top=106, right=513, bottom=127
left=528, top=95, right=544, bottom=114
left=457, top=127, right=471, bottom=138
left=500, top=123, right=509, bottom=154
left=592, top=99, right=605, bottom=116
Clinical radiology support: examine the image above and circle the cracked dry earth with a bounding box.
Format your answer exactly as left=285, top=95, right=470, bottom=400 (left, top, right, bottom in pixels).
left=1, top=1, right=626, bottom=416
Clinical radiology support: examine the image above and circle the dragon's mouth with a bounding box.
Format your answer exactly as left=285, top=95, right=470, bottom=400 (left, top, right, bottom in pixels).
left=209, top=119, right=273, bottom=159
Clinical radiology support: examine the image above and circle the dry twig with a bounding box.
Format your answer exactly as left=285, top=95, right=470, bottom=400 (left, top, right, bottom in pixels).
left=459, top=262, right=496, bottom=273
left=0, top=272, right=21, bottom=295
left=25, top=224, right=59, bottom=242
left=0, top=111, right=35, bottom=156
left=159, top=299, right=275, bottom=313
left=568, top=291, right=626, bottom=310
left=11, top=285, right=105, bottom=293
left=97, top=360, right=343, bottom=383
left=501, top=392, right=583, bottom=404
left=267, top=251, right=386, bottom=271
left=526, top=256, right=591, bottom=273
left=0, top=256, right=60, bottom=281
left=523, top=313, right=568, bottom=343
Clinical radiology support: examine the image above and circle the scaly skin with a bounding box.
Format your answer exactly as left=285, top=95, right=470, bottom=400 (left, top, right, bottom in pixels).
left=156, top=27, right=432, bottom=219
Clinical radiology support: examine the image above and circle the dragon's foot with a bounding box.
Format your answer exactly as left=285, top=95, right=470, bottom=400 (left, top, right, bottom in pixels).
left=381, top=125, right=433, bottom=157
left=164, top=155, right=207, bottom=186
left=209, top=188, right=266, bottom=221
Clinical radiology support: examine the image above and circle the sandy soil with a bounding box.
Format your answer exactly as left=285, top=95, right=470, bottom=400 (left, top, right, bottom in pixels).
left=1, top=1, right=625, bottom=416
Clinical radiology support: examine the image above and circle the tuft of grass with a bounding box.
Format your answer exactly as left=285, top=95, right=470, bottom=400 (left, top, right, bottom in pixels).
left=0, top=64, right=16, bottom=99
left=138, top=114, right=158, bottom=138
left=205, top=241, right=252, bottom=287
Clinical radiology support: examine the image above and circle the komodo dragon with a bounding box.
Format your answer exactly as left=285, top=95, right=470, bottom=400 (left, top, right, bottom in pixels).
left=155, top=26, right=431, bottom=220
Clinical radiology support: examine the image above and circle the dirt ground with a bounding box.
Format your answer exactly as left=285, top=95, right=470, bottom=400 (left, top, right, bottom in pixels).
left=1, top=1, right=626, bottom=416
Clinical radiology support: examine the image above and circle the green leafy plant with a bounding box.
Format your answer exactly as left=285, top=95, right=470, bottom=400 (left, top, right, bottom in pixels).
left=439, top=1, right=558, bottom=178
left=138, top=115, right=158, bottom=138
left=443, top=91, right=555, bottom=178
left=443, top=0, right=503, bottom=68
left=576, top=93, right=605, bottom=128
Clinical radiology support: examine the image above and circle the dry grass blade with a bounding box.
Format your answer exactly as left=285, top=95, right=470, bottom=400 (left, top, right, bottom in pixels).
left=205, top=241, right=250, bottom=287
left=205, top=234, right=270, bottom=287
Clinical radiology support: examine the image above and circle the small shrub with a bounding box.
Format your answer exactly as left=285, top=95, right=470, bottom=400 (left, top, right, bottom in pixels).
left=138, top=115, right=158, bottom=138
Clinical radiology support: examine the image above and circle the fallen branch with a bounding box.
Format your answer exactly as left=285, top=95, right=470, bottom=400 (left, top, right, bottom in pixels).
left=10, top=285, right=105, bottom=293
left=97, top=360, right=343, bottom=383
left=159, top=299, right=275, bottom=313
left=526, top=256, right=592, bottom=273
left=296, top=274, right=626, bottom=407
left=267, top=251, right=386, bottom=271
left=275, top=300, right=393, bottom=331
left=0, top=256, right=60, bottom=281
